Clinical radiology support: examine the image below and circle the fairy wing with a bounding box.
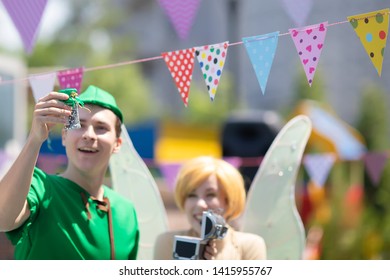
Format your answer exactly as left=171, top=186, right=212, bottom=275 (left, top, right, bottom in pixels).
left=241, top=115, right=312, bottom=259
left=109, top=124, right=169, bottom=260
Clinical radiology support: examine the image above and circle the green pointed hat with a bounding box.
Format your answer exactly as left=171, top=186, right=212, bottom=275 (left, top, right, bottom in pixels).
left=79, top=85, right=123, bottom=123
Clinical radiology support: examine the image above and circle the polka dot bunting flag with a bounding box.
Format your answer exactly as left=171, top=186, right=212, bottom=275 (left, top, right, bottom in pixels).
left=347, top=8, right=389, bottom=77
left=57, top=67, right=84, bottom=93
left=162, top=48, right=195, bottom=107
left=289, top=22, right=328, bottom=87
left=243, top=32, right=279, bottom=95
left=195, top=41, right=229, bottom=101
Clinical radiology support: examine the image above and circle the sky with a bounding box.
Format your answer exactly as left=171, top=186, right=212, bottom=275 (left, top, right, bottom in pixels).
left=0, top=0, right=70, bottom=51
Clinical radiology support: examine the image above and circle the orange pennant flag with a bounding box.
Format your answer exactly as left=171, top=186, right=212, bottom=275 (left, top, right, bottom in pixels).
left=348, top=8, right=389, bottom=76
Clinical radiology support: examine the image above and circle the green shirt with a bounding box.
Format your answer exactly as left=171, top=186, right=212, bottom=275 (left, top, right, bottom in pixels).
left=6, top=167, right=139, bottom=260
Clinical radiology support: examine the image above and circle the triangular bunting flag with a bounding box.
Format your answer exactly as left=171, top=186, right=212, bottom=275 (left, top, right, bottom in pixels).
left=2, top=0, right=48, bottom=54
left=303, top=153, right=336, bottom=187
left=28, top=72, right=56, bottom=102
left=161, top=48, right=195, bottom=107
left=347, top=9, right=389, bottom=76
left=289, top=22, right=328, bottom=86
left=195, top=41, right=229, bottom=101
left=363, top=152, right=388, bottom=186
left=57, top=67, right=84, bottom=92
left=281, top=0, right=313, bottom=27
left=157, top=0, right=202, bottom=41
left=243, top=32, right=279, bottom=95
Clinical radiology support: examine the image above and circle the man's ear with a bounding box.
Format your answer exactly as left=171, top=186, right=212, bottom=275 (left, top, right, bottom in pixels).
left=112, top=137, right=122, bottom=154
left=61, top=128, right=67, bottom=147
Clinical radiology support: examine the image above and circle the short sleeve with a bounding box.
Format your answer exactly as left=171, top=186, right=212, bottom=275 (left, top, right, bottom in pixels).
left=129, top=228, right=140, bottom=260
left=5, top=167, right=47, bottom=245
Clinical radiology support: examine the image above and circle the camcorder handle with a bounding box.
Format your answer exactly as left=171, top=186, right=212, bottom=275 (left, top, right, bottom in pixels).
left=173, top=210, right=228, bottom=260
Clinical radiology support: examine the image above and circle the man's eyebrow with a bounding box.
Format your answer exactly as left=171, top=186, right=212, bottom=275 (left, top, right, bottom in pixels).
left=95, top=120, right=110, bottom=126
left=79, top=118, right=109, bottom=124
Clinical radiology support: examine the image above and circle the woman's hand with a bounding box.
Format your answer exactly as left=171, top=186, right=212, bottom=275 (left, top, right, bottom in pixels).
left=202, top=239, right=217, bottom=260
left=30, top=92, right=71, bottom=144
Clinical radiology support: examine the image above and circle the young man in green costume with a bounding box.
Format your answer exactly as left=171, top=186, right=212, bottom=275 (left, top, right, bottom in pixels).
left=0, top=85, right=139, bottom=260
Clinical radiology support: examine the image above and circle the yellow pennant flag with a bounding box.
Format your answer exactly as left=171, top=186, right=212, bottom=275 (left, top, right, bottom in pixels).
left=348, top=8, right=389, bottom=76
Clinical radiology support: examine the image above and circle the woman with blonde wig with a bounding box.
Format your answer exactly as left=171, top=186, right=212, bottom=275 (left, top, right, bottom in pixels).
left=154, top=156, right=266, bottom=260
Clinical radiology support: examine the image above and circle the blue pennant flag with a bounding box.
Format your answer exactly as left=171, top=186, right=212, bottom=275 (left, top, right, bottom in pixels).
left=243, top=32, right=280, bottom=95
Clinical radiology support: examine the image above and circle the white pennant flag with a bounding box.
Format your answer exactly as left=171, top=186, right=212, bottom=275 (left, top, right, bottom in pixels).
left=29, top=72, right=56, bottom=102
left=195, top=41, right=229, bottom=101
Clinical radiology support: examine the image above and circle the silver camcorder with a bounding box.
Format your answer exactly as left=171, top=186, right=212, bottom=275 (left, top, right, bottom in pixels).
left=173, top=210, right=228, bottom=260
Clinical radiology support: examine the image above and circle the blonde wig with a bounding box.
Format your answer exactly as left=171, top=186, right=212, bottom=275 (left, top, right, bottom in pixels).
left=174, top=156, right=246, bottom=221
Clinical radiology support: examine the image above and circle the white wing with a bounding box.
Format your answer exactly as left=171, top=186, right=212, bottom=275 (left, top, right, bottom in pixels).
left=241, top=115, right=312, bottom=259
left=110, top=124, right=169, bottom=260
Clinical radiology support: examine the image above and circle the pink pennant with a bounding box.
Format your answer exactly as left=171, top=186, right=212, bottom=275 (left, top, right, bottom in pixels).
left=281, top=0, right=313, bottom=27
left=223, top=157, right=242, bottom=169
left=28, top=72, right=56, bottom=102
left=289, top=22, right=328, bottom=86
left=363, top=152, right=388, bottom=186
left=2, top=0, right=48, bottom=54
left=57, top=67, right=84, bottom=92
left=195, top=41, right=229, bottom=100
left=158, top=0, right=202, bottom=40
left=162, top=48, right=195, bottom=107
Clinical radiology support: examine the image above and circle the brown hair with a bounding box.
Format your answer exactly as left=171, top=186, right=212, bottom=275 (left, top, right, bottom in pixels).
left=114, top=117, right=122, bottom=138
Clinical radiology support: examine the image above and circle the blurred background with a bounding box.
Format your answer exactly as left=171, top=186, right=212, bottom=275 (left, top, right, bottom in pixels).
left=0, top=0, right=390, bottom=260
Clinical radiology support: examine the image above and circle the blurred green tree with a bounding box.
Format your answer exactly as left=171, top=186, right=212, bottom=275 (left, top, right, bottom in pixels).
left=356, top=83, right=390, bottom=259
left=321, top=83, right=390, bottom=259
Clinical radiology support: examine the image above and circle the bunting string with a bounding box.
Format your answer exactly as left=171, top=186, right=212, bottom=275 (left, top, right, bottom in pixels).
left=0, top=9, right=388, bottom=87
left=0, top=55, right=164, bottom=86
